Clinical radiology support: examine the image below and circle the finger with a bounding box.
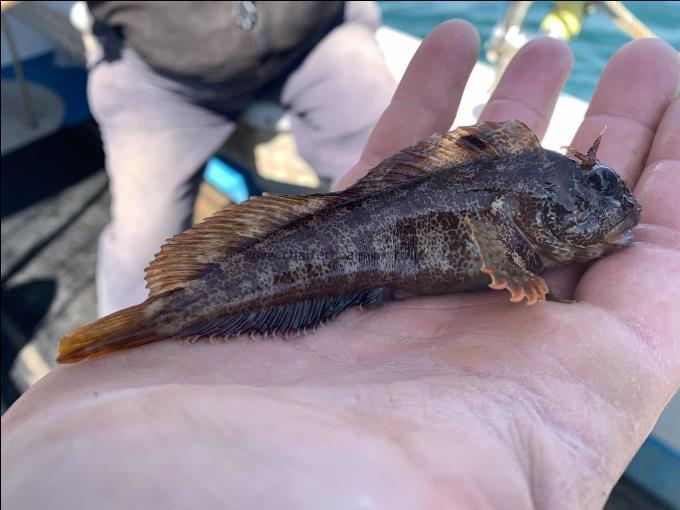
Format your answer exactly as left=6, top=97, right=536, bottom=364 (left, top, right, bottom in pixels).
left=550, top=39, right=679, bottom=300
left=480, top=37, right=573, bottom=139
left=635, top=97, right=680, bottom=233
left=576, top=98, right=680, bottom=383
left=334, top=20, right=480, bottom=190
left=569, top=38, right=679, bottom=187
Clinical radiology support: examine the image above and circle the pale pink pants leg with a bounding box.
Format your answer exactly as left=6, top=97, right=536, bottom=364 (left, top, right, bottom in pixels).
left=88, top=3, right=396, bottom=316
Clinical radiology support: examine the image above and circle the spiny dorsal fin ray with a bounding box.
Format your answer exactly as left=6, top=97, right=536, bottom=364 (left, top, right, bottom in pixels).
left=179, top=289, right=388, bottom=339
left=344, top=119, right=542, bottom=196
left=145, top=193, right=345, bottom=297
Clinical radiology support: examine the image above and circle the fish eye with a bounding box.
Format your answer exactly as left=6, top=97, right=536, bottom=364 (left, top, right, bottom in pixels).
left=586, top=165, right=618, bottom=195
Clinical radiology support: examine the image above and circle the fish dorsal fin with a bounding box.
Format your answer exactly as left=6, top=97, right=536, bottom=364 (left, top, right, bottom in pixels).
left=451, top=119, right=541, bottom=159
left=344, top=119, right=542, bottom=196
left=145, top=193, right=344, bottom=297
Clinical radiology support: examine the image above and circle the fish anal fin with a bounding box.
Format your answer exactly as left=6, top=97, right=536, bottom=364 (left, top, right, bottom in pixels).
left=344, top=119, right=542, bottom=196
left=145, top=194, right=344, bottom=297
left=180, top=288, right=390, bottom=339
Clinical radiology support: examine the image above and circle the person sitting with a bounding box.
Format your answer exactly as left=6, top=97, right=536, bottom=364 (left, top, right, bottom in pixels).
left=85, top=1, right=397, bottom=316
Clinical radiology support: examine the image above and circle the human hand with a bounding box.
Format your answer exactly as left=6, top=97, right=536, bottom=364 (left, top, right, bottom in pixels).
left=2, top=21, right=678, bottom=510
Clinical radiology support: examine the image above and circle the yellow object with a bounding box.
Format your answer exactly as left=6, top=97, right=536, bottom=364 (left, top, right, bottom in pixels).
left=541, top=1, right=588, bottom=40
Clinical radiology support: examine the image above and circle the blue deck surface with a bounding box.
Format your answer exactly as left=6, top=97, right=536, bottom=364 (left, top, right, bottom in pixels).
left=1, top=52, right=90, bottom=127
left=1, top=52, right=252, bottom=203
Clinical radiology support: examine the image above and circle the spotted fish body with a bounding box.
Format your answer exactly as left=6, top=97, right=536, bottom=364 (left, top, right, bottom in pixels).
left=58, top=120, right=641, bottom=363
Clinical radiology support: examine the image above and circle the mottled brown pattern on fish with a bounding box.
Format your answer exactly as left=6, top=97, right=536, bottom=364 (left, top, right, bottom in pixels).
left=57, top=120, right=641, bottom=363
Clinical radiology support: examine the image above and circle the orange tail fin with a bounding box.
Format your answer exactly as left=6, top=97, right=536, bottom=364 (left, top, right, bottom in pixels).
left=57, top=303, right=167, bottom=364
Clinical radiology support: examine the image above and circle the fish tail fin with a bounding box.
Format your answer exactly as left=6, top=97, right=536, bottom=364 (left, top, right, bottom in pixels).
left=57, top=303, right=166, bottom=364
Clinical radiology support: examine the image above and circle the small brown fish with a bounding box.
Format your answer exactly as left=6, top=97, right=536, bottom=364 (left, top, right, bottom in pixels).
left=57, top=120, right=641, bottom=363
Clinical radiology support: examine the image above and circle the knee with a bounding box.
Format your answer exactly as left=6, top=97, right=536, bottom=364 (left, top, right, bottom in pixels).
left=344, top=1, right=382, bottom=31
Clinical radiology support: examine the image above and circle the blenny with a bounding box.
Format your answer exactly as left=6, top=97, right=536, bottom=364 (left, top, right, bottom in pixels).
left=57, top=120, right=641, bottom=363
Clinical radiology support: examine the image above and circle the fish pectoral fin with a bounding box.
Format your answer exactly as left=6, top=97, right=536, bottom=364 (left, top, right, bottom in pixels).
left=463, top=213, right=548, bottom=305
left=179, top=289, right=389, bottom=339
left=546, top=292, right=574, bottom=304
left=344, top=119, right=543, bottom=196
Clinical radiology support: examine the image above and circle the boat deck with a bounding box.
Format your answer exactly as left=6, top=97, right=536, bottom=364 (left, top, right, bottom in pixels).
left=1, top=121, right=105, bottom=398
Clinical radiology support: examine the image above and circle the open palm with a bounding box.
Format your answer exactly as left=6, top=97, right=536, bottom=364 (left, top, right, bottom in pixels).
left=2, top=21, right=679, bottom=510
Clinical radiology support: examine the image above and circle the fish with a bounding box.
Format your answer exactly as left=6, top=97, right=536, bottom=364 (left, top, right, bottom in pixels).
left=57, top=119, right=641, bottom=364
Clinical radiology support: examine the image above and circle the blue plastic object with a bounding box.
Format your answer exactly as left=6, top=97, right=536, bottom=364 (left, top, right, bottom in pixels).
left=203, top=157, right=250, bottom=204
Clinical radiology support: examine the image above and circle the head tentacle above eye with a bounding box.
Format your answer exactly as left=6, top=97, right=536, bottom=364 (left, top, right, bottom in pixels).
left=561, top=125, right=608, bottom=173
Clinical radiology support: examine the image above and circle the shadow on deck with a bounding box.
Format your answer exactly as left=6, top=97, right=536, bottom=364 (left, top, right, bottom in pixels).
left=1, top=121, right=106, bottom=404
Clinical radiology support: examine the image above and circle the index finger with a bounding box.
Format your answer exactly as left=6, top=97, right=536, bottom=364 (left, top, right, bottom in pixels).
left=568, top=39, right=679, bottom=187
left=575, top=53, right=680, bottom=381
left=556, top=39, right=679, bottom=299
left=635, top=96, right=680, bottom=231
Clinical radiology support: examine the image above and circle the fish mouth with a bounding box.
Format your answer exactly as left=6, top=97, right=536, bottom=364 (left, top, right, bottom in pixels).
left=605, top=228, right=635, bottom=247
left=604, top=213, right=639, bottom=247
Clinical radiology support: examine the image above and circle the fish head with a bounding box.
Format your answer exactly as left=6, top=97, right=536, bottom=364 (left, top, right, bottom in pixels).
left=515, top=154, right=641, bottom=265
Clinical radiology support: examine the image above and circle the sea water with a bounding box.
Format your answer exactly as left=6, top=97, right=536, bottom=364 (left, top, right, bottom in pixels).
left=379, top=1, right=680, bottom=101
